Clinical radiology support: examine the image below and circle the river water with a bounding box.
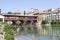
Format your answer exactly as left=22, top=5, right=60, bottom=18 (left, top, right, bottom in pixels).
left=14, top=25, right=60, bottom=40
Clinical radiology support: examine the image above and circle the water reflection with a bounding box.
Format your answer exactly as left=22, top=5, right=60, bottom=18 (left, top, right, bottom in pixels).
left=14, top=24, right=60, bottom=40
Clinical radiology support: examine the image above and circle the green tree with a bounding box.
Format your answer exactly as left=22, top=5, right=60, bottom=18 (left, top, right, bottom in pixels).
left=51, top=19, right=60, bottom=24
left=5, top=34, right=14, bottom=40
left=41, top=20, right=48, bottom=24
left=51, top=20, right=57, bottom=24
left=1, top=22, right=16, bottom=40
left=7, top=12, right=12, bottom=14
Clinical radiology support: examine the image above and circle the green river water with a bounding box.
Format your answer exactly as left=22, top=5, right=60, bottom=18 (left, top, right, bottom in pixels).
left=14, top=24, right=60, bottom=40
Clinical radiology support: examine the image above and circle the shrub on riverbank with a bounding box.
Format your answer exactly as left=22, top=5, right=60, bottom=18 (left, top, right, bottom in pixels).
left=41, top=20, right=48, bottom=24
left=51, top=20, right=60, bottom=24
left=5, top=34, right=14, bottom=40
left=51, top=20, right=57, bottom=24
left=51, top=20, right=60, bottom=27
left=4, top=24, right=16, bottom=40
left=0, top=22, right=16, bottom=40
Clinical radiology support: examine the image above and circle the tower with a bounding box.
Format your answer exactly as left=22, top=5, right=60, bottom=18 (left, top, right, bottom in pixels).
left=0, top=9, right=1, bottom=14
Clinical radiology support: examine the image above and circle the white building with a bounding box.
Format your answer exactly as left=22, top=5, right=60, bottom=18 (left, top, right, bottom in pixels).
left=0, top=15, right=4, bottom=22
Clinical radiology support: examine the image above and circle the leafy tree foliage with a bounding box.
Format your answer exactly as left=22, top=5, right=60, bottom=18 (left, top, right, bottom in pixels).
left=41, top=20, right=48, bottom=24
left=51, top=20, right=60, bottom=24
left=1, top=22, right=16, bottom=40
left=7, top=12, right=12, bottom=14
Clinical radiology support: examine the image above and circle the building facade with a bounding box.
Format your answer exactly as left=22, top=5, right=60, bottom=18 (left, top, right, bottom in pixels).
left=0, top=8, right=60, bottom=26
